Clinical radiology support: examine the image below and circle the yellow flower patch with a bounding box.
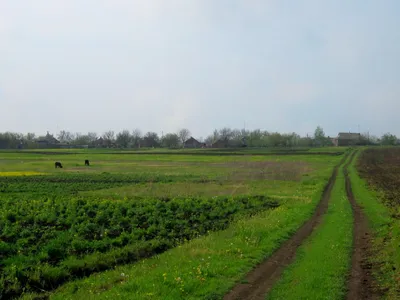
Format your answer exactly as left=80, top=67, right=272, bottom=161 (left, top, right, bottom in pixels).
left=0, top=171, right=45, bottom=176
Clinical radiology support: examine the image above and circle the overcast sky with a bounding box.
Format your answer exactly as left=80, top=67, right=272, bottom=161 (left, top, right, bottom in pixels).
left=1, top=0, right=399, bottom=139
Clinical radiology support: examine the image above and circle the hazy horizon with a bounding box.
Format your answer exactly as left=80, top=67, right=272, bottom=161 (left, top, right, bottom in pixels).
left=1, top=1, right=400, bottom=139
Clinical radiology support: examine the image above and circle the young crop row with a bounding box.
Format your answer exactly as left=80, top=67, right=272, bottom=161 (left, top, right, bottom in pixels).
left=0, top=172, right=210, bottom=195
left=0, top=194, right=278, bottom=298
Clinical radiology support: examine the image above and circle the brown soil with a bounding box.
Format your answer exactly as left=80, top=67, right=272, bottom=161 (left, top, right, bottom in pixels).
left=223, top=153, right=348, bottom=300
left=220, top=161, right=313, bottom=182
left=344, top=151, right=380, bottom=299
left=357, top=148, right=400, bottom=206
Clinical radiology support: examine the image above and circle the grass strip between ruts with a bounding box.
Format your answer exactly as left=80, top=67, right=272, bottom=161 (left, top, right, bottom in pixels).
left=266, top=154, right=353, bottom=299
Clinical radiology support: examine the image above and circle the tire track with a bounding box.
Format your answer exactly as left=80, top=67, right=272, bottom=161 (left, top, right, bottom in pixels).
left=224, top=153, right=349, bottom=300
left=344, top=150, right=378, bottom=300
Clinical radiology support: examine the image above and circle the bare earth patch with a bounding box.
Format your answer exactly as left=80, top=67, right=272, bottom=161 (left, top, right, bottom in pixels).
left=218, top=161, right=313, bottom=181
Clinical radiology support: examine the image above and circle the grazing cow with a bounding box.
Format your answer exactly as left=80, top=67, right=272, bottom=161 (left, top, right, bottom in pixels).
left=85, top=159, right=90, bottom=166
left=55, top=162, right=63, bottom=168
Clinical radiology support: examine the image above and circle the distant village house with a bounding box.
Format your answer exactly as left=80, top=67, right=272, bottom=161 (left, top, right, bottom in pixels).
left=211, top=138, right=229, bottom=148
left=36, top=132, right=60, bottom=148
left=336, top=132, right=361, bottom=146
left=184, top=137, right=204, bottom=148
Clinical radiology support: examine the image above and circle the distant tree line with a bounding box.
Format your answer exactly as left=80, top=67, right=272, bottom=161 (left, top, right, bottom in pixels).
left=0, top=126, right=397, bottom=149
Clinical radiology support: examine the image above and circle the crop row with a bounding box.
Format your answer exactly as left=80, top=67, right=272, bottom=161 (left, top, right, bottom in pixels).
left=0, top=194, right=278, bottom=298
left=0, top=172, right=210, bottom=195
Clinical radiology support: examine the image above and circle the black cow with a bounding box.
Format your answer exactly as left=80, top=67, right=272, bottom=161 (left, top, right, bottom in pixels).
left=55, top=162, right=63, bottom=168
left=85, top=159, right=90, bottom=166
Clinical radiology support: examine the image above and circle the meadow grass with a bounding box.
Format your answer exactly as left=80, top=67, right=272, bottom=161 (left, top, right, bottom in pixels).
left=20, top=159, right=339, bottom=299
left=266, top=155, right=353, bottom=299
left=349, top=150, right=400, bottom=298
left=0, top=151, right=337, bottom=180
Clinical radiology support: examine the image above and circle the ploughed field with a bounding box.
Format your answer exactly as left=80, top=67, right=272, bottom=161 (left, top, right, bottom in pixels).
left=357, top=147, right=400, bottom=207
left=356, top=147, right=400, bottom=297
left=0, top=149, right=342, bottom=299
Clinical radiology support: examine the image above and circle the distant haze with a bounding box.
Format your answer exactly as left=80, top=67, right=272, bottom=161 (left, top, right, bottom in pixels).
left=1, top=0, right=400, bottom=138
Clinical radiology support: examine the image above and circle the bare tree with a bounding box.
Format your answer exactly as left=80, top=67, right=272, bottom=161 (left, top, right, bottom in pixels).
left=131, top=128, right=142, bottom=148
left=102, top=130, right=115, bottom=141
left=73, top=133, right=91, bottom=145
left=57, top=130, right=74, bottom=144
left=102, top=130, right=115, bottom=147
left=87, top=132, right=98, bottom=143
left=218, top=127, right=233, bottom=140
left=25, top=133, right=36, bottom=142
left=178, top=128, right=191, bottom=147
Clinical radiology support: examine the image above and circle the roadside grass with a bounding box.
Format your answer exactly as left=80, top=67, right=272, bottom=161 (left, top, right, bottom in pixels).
left=266, top=155, right=353, bottom=299
left=25, top=164, right=337, bottom=299
left=349, top=150, right=400, bottom=298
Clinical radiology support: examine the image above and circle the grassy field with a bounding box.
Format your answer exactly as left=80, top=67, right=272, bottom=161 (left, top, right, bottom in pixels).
left=3, top=146, right=398, bottom=299
left=0, top=148, right=343, bottom=299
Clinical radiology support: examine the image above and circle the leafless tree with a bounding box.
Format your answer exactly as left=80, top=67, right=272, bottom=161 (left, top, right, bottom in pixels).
left=57, top=130, right=74, bottom=143
left=178, top=128, right=191, bottom=147
left=131, top=128, right=142, bottom=148
left=87, top=132, right=98, bottom=143
left=219, top=127, right=233, bottom=140
left=102, top=130, right=115, bottom=147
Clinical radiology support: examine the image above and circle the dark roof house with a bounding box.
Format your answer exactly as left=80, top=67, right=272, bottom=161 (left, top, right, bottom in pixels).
left=337, top=132, right=361, bottom=146
left=184, top=137, right=202, bottom=148
left=36, top=132, right=60, bottom=147
left=211, top=138, right=229, bottom=148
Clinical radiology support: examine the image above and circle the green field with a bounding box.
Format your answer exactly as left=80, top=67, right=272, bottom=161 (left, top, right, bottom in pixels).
left=0, top=148, right=341, bottom=299
left=2, top=146, right=398, bottom=299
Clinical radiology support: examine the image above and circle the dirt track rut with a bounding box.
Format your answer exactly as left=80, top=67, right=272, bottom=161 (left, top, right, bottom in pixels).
left=344, top=151, right=379, bottom=299
left=223, top=154, right=349, bottom=300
